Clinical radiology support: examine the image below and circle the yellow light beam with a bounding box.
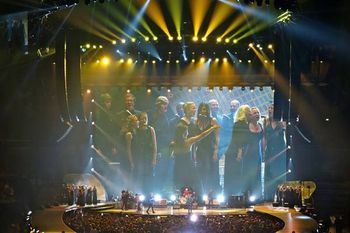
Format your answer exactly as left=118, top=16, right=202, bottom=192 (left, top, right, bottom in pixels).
left=204, top=2, right=235, bottom=38
left=145, top=0, right=171, bottom=37
left=229, top=17, right=259, bottom=39
left=219, top=13, right=246, bottom=39
left=189, top=0, right=212, bottom=37
left=165, top=0, right=183, bottom=36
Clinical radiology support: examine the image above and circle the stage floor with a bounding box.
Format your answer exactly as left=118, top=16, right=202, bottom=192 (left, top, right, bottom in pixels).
left=33, top=202, right=318, bottom=233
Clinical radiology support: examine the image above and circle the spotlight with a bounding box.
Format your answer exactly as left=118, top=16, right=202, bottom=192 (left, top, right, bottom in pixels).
left=190, top=214, right=198, bottom=222
left=249, top=195, right=256, bottom=202
left=202, top=195, right=208, bottom=201
left=216, top=37, right=222, bottom=43
left=139, top=195, right=145, bottom=202
left=131, top=38, right=136, bottom=43
left=144, top=60, right=148, bottom=64
left=191, top=59, right=195, bottom=63
left=167, top=88, right=171, bottom=93
left=91, top=168, right=95, bottom=172
left=288, top=169, right=292, bottom=173
left=223, top=58, right=228, bottom=63
left=176, top=60, right=179, bottom=64
left=168, top=36, right=174, bottom=41
left=192, top=36, right=198, bottom=42
left=154, top=194, right=162, bottom=202
left=91, top=99, right=95, bottom=103
left=201, top=37, right=207, bottom=42
left=121, top=39, right=126, bottom=44
left=170, top=195, right=176, bottom=201
left=217, top=194, right=225, bottom=204
left=177, top=36, right=182, bottom=41
left=145, top=37, right=150, bottom=41
left=248, top=59, right=252, bottom=63
left=249, top=43, right=254, bottom=47
left=152, top=60, right=156, bottom=64
left=233, top=39, right=238, bottom=44
left=268, top=44, right=273, bottom=49
left=225, top=38, right=230, bottom=43
left=86, top=89, right=91, bottom=94
left=153, top=36, right=158, bottom=41
left=112, top=40, right=117, bottom=45
left=166, top=60, right=170, bottom=64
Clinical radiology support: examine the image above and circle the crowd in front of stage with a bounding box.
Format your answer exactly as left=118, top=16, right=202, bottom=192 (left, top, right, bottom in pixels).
left=94, top=92, right=287, bottom=202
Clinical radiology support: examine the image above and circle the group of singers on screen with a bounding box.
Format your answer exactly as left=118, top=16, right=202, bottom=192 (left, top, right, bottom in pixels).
left=94, top=92, right=286, bottom=202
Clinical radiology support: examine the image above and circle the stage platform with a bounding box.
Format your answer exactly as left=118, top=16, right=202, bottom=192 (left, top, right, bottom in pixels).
left=32, top=202, right=318, bottom=233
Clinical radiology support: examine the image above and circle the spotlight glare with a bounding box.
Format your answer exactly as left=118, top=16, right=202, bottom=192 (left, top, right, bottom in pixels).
left=233, top=39, right=238, bottom=44
left=217, top=194, right=225, bottom=203
left=192, top=36, right=198, bottom=42
left=91, top=168, right=95, bottom=172
left=102, top=57, right=110, bottom=65
left=216, top=37, right=222, bottom=43
left=144, top=60, right=148, bottom=64
left=170, top=195, right=176, bottom=201
left=112, top=40, right=117, bottom=45
left=152, top=60, right=156, bottom=64
left=202, top=195, right=208, bottom=201
left=121, top=39, right=126, bottom=44
left=201, top=37, right=207, bottom=42
left=86, top=89, right=91, bottom=94
left=176, top=60, right=179, bottom=64
left=153, top=36, right=158, bottom=41
left=288, top=169, right=292, bottom=173
left=127, top=58, right=133, bottom=64
left=268, top=44, right=273, bottom=49
left=166, top=60, right=170, bottom=64
left=139, top=195, right=145, bottom=202
left=215, top=58, right=219, bottom=62
left=177, top=36, right=182, bottom=41
left=168, top=36, right=174, bottom=41
left=225, top=38, right=230, bottom=43
left=154, top=194, right=162, bottom=202
left=223, top=58, right=228, bottom=63
left=131, top=38, right=136, bottom=43
left=249, top=43, right=254, bottom=47
left=248, top=59, right=252, bottom=63
left=190, top=214, right=198, bottom=222
left=249, top=195, right=256, bottom=202
left=145, top=36, right=150, bottom=41
left=191, top=59, right=195, bottom=63
left=200, top=57, right=205, bottom=63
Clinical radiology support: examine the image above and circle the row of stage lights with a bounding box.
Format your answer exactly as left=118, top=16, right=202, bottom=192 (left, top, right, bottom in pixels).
left=87, top=86, right=271, bottom=96
left=108, top=37, right=273, bottom=45
left=91, top=57, right=275, bottom=65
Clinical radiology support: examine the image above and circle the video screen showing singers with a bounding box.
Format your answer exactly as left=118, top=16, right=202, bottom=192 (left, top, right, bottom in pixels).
left=90, top=86, right=286, bottom=201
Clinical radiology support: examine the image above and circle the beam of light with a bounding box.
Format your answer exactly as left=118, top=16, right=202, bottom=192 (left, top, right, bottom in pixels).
left=91, top=121, right=116, bottom=146
left=165, top=0, right=183, bottom=37
left=218, top=0, right=277, bottom=22
left=91, top=146, right=111, bottom=164
left=265, top=148, right=288, bottom=165
left=145, top=0, right=171, bottom=37
left=236, top=20, right=272, bottom=41
left=219, top=13, right=246, bottom=40
left=56, top=121, right=73, bottom=143
left=138, top=42, right=162, bottom=61
left=189, top=0, right=212, bottom=37
left=118, top=0, right=155, bottom=37
left=250, top=45, right=272, bottom=71
left=203, top=2, right=235, bottom=38
left=123, top=0, right=151, bottom=38
left=66, top=8, right=119, bottom=42
left=229, top=17, right=259, bottom=40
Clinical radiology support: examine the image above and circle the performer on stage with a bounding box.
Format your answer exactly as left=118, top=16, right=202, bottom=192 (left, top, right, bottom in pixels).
left=243, top=107, right=264, bottom=199
left=224, top=105, right=252, bottom=197
left=134, top=112, right=157, bottom=194
left=171, top=102, right=220, bottom=192
left=195, top=102, right=220, bottom=195
left=263, top=104, right=287, bottom=201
